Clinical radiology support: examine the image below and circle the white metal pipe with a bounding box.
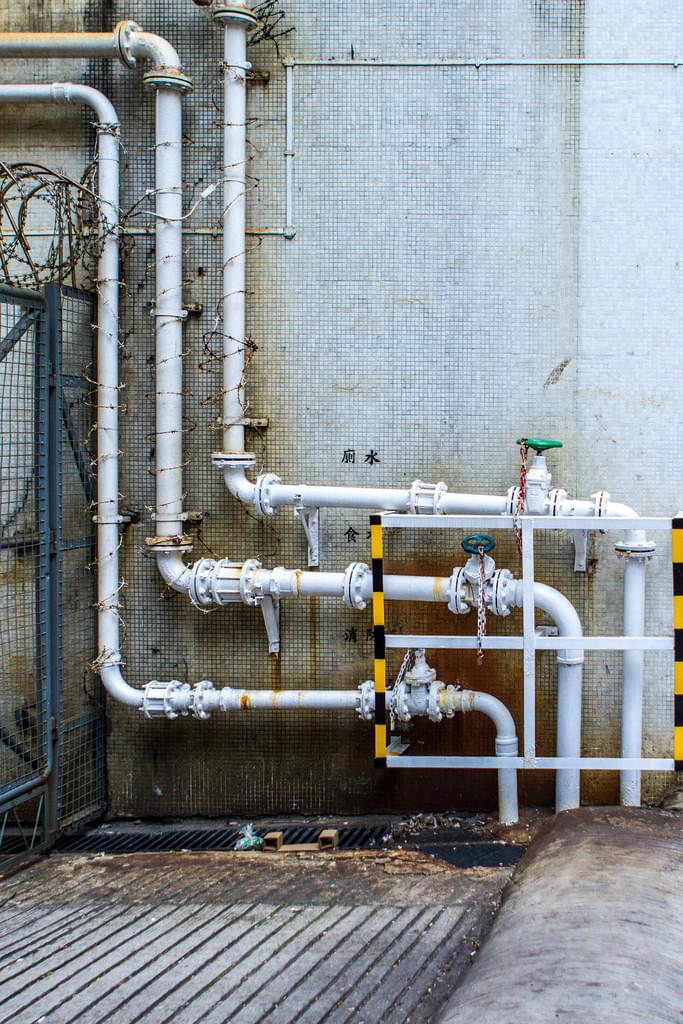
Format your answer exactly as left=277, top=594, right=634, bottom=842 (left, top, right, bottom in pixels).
left=452, top=689, right=519, bottom=825
left=621, top=556, right=647, bottom=805
left=224, top=466, right=644, bottom=527
left=0, top=32, right=121, bottom=60
left=152, top=87, right=186, bottom=537
left=215, top=687, right=360, bottom=712
left=0, top=83, right=143, bottom=709
left=222, top=17, right=250, bottom=454
left=515, top=581, right=584, bottom=812
left=156, top=550, right=194, bottom=593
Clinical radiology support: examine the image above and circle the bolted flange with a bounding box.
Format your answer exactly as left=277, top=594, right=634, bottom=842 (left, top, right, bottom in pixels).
left=357, top=681, right=375, bottom=721
left=448, top=567, right=469, bottom=614
left=239, top=557, right=263, bottom=605
left=188, top=558, right=217, bottom=608
left=343, top=562, right=371, bottom=610
left=488, top=568, right=516, bottom=617
left=142, top=67, right=193, bottom=93
left=213, top=3, right=259, bottom=28
left=192, top=680, right=216, bottom=719
left=254, top=472, right=281, bottom=516
left=211, top=450, right=257, bottom=470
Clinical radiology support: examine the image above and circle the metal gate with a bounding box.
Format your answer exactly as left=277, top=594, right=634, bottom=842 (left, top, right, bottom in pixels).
left=0, top=284, right=104, bottom=871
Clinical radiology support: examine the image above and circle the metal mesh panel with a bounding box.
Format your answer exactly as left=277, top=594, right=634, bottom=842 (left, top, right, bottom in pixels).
left=0, top=289, right=49, bottom=802
left=53, top=287, right=104, bottom=828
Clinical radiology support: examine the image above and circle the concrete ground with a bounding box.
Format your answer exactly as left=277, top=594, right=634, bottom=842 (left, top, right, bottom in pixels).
left=0, top=845, right=511, bottom=1024
left=436, top=807, right=683, bottom=1024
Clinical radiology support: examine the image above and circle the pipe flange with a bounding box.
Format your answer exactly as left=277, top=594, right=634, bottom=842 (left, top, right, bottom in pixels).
left=188, top=558, right=217, bottom=608
left=488, top=568, right=515, bottom=617
left=142, top=67, right=194, bottom=93
left=115, top=20, right=141, bottom=68
left=408, top=479, right=448, bottom=515
left=614, top=540, right=657, bottom=560
left=213, top=3, right=260, bottom=28
left=391, top=680, right=411, bottom=722
left=192, top=680, right=216, bottom=719
left=440, top=683, right=461, bottom=718
left=254, top=472, right=281, bottom=516
left=239, top=557, right=263, bottom=605
left=427, top=681, right=445, bottom=722
left=142, top=680, right=191, bottom=719
left=211, top=451, right=257, bottom=470
left=343, top=562, right=371, bottom=610
left=548, top=487, right=567, bottom=516
left=506, top=485, right=519, bottom=515
left=592, top=489, right=611, bottom=519
left=448, top=567, right=469, bottom=614
left=357, top=681, right=375, bottom=721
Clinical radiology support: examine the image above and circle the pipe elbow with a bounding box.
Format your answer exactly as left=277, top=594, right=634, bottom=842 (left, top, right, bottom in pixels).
left=50, top=82, right=120, bottom=127
left=155, top=550, right=192, bottom=594
left=224, top=466, right=256, bottom=503
left=121, top=25, right=193, bottom=91
left=468, top=691, right=518, bottom=749
left=100, top=663, right=144, bottom=708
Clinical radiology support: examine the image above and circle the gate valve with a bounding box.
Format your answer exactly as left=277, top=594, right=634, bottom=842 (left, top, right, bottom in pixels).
left=449, top=534, right=497, bottom=612
left=516, top=438, right=563, bottom=514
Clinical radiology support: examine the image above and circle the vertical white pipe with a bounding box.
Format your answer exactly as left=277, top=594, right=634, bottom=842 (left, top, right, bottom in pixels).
left=222, top=19, right=250, bottom=453
left=466, top=691, right=519, bottom=825
left=154, top=88, right=185, bottom=538
left=523, top=582, right=584, bottom=813
left=621, top=556, right=646, bottom=805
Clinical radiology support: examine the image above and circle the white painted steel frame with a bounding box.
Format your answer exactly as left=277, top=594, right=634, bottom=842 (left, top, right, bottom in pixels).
left=376, top=513, right=675, bottom=773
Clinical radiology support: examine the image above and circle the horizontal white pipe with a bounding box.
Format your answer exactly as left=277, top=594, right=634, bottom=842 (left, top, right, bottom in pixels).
left=0, top=32, right=120, bottom=59
left=224, top=466, right=644, bottom=527
left=215, top=688, right=360, bottom=712
left=0, top=25, right=184, bottom=71
left=287, top=57, right=682, bottom=68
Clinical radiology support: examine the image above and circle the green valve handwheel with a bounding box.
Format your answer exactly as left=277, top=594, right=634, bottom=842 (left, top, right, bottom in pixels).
left=516, top=438, right=563, bottom=453
left=461, top=533, right=496, bottom=554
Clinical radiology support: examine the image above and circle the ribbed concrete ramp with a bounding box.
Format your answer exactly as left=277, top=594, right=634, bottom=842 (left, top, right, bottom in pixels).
left=0, top=847, right=510, bottom=1024
left=436, top=808, right=683, bottom=1024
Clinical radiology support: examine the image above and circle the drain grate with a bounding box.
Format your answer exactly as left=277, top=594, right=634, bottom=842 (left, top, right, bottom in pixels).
left=56, top=823, right=391, bottom=855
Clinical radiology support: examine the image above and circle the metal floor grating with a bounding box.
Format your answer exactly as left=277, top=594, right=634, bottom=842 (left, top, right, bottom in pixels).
left=55, top=823, right=391, bottom=855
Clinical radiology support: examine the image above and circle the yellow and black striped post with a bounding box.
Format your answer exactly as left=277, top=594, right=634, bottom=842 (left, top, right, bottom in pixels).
left=673, top=518, right=683, bottom=770
left=370, top=514, right=387, bottom=767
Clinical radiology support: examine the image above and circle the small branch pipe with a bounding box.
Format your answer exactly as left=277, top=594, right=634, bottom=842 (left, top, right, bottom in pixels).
left=514, top=580, right=584, bottom=812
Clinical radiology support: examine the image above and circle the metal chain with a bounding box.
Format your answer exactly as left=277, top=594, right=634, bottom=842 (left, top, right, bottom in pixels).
left=476, top=546, right=487, bottom=660
left=514, top=438, right=529, bottom=554
left=390, top=648, right=415, bottom=731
